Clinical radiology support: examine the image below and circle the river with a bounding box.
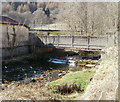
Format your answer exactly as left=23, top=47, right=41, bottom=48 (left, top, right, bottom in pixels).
left=2, top=57, right=77, bottom=83
left=2, top=53, right=99, bottom=84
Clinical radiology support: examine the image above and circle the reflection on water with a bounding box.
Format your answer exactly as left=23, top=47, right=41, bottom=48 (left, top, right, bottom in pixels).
left=2, top=59, right=70, bottom=82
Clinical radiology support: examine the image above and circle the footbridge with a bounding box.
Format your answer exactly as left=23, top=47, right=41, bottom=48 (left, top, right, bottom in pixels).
left=38, top=35, right=114, bottom=51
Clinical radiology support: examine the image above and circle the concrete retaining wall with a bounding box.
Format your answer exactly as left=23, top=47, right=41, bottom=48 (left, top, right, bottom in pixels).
left=1, top=24, right=29, bottom=59
left=28, top=32, right=53, bottom=54
left=2, top=46, right=29, bottom=59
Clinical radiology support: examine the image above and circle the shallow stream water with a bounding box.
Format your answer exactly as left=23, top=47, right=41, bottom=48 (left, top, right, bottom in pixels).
left=2, top=58, right=74, bottom=82
left=2, top=53, right=99, bottom=83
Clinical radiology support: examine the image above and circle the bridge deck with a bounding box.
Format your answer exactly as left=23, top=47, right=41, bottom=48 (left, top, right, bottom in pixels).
left=38, top=35, right=114, bottom=50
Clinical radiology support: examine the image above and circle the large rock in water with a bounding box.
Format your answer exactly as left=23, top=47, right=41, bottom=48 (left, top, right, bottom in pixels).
left=85, top=64, right=96, bottom=68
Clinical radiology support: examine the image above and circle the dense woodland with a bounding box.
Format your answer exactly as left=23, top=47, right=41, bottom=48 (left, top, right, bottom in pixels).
left=2, top=2, right=119, bottom=35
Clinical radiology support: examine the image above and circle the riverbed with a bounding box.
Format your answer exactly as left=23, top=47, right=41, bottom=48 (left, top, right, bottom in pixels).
left=2, top=57, right=78, bottom=83
left=2, top=54, right=99, bottom=85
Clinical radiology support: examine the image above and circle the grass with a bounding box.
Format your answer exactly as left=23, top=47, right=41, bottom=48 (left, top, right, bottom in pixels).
left=47, top=71, right=95, bottom=94
left=29, top=30, right=82, bottom=36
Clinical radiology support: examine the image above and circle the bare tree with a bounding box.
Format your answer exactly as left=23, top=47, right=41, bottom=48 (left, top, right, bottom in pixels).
left=57, top=2, right=118, bottom=36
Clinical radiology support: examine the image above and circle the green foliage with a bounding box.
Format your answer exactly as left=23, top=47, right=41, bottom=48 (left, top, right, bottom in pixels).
left=47, top=71, right=94, bottom=94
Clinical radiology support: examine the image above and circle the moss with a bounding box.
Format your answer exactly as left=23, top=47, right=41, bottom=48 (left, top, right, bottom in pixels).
left=47, top=71, right=95, bottom=94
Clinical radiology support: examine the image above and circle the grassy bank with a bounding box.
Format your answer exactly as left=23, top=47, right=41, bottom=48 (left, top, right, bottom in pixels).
left=47, top=71, right=95, bottom=95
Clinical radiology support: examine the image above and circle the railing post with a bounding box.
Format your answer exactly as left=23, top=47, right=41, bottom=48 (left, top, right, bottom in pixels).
left=45, top=36, right=47, bottom=44
left=88, top=35, right=90, bottom=50
left=58, top=35, right=59, bottom=46
left=71, top=35, right=74, bottom=47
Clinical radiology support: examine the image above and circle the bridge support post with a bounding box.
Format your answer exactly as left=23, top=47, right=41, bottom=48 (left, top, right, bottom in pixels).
left=57, top=35, right=59, bottom=46
left=71, top=36, right=74, bottom=47
left=45, top=36, right=47, bottom=44
left=101, top=51, right=107, bottom=60
left=88, top=35, right=90, bottom=50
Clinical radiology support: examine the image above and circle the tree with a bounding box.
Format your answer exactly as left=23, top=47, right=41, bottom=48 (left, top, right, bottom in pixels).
left=2, top=3, right=13, bottom=13
left=32, top=8, right=47, bottom=27
left=17, top=4, right=24, bottom=13
left=58, top=2, right=87, bottom=35
left=22, top=4, right=30, bottom=12
left=57, top=2, right=118, bottom=36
